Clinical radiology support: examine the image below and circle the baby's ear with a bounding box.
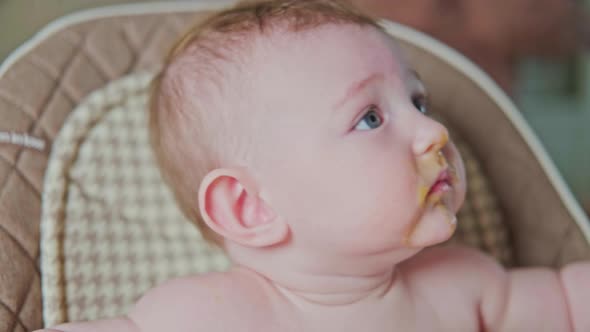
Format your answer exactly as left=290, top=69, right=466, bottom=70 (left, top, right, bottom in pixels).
left=198, top=168, right=289, bottom=247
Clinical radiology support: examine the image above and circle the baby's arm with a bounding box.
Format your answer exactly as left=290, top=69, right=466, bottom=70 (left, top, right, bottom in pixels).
left=405, top=246, right=589, bottom=332
left=481, top=261, right=590, bottom=332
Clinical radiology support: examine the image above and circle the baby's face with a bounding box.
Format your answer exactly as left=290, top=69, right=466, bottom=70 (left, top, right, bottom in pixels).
left=240, top=24, right=466, bottom=257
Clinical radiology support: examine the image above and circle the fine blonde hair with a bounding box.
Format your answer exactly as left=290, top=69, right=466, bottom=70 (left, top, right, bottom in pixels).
left=149, top=0, right=382, bottom=244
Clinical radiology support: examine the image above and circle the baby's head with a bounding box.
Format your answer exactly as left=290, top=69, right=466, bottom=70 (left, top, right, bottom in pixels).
left=150, top=0, right=466, bottom=268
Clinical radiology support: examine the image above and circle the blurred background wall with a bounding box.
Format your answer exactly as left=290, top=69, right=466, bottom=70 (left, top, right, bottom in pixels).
left=1, top=0, right=589, bottom=213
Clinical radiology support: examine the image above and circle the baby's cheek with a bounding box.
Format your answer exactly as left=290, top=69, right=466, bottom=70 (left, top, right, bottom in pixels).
left=339, top=163, right=420, bottom=246
left=262, top=142, right=420, bottom=252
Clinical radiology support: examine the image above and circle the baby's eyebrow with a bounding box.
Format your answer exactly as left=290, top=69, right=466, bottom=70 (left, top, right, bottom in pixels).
left=406, top=69, right=428, bottom=95
left=332, top=72, right=383, bottom=111
left=407, top=69, right=422, bottom=83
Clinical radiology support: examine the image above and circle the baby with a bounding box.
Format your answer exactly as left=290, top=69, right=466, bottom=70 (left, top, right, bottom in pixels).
left=39, top=0, right=590, bottom=331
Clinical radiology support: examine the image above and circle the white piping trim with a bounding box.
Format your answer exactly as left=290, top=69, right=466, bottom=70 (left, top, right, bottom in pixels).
left=1, top=2, right=587, bottom=242
left=0, top=130, right=46, bottom=151
left=379, top=20, right=590, bottom=242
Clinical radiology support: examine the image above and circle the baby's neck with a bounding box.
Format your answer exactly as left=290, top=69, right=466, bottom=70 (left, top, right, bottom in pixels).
left=270, top=266, right=398, bottom=306
left=227, top=244, right=420, bottom=307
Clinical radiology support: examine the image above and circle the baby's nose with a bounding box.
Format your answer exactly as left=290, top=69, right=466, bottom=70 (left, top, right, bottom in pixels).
left=414, top=119, right=450, bottom=194
left=412, top=117, right=449, bottom=157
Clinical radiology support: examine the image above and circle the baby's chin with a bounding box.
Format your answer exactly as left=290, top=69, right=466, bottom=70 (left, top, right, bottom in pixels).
left=405, top=197, right=458, bottom=248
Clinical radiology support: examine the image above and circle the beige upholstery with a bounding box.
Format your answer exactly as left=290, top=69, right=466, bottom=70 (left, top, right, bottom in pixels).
left=0, top=10, right=211, bottom=332
left=0, top=3, right=588, bottom=331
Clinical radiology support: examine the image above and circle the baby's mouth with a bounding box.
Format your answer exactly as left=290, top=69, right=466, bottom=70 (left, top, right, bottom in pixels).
left=426, top=169, right=452, bottom=198
left=416, top=149, right=457, bottom=206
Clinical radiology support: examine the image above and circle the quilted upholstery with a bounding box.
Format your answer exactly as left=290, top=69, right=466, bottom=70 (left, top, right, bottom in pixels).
left=0, top=6, right=588, bottom=332
left=40, top=73, right=231, bottom=326
left=0, top=12, right=209, bottom=332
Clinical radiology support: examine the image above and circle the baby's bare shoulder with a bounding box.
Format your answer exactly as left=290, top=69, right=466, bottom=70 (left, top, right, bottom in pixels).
left=398, top=245, right=508, bottom=329
left=402, top=245, right=506, bottom=292
left=128, top=268, right=273, bottom=332
left=404, top=245, right=504, bottom=272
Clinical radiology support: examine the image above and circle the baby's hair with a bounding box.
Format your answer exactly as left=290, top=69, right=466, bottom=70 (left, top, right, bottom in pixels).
left=149, top=0, right=382, bottom=245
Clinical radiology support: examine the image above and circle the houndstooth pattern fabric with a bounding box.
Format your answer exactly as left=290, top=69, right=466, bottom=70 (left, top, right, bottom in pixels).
left=447, top=139, right=513, bottom=265
left=41, top=72, right=512, bottom=325
left=41, top=72, right=230, bottom=326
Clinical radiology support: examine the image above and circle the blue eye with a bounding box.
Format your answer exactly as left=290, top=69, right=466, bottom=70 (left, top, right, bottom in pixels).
left=354, top=105, right=383, bottom=131
left=412, top=94, right=428, bottom=114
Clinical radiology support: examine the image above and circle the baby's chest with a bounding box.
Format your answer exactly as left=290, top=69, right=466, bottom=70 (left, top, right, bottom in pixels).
left=206, top=303, right=474, bottom=332
left=291, top=302, right=471, bottom=332
left=197, top=287, right=479, bottom=331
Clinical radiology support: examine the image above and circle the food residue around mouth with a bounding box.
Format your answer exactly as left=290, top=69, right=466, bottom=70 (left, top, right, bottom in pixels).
left=418, top=184, right=429, bottom=206
left=405, top=143, right=460, bottom=247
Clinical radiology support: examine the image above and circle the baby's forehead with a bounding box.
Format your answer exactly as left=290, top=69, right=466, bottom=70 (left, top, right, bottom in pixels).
left=236, top=24, right=407, bottom=107
left=250, top=24, right=402, bottom=75
left=176, top=23, right=409, bottom=135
